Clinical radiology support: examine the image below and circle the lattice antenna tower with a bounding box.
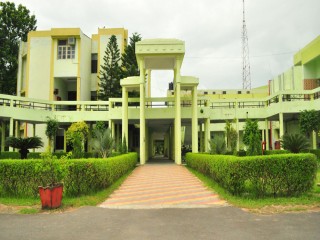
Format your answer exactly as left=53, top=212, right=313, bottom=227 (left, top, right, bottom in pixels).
left=242, top=0, right=251, bottom=90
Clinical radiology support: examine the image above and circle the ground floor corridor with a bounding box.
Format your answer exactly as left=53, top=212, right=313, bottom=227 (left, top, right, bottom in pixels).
left=99, top=160, right=226, bottom=209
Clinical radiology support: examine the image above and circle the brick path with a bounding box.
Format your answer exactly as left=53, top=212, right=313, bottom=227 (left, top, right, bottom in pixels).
left=99, top=164, right=227, bottom=209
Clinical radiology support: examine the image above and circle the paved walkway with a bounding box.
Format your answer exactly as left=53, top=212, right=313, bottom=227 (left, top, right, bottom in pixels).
left=99, top=163, right=226, bottom=209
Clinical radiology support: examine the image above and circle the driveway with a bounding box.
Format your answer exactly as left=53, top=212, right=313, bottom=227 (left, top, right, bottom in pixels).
left=0, top=206, right=319, bottom=240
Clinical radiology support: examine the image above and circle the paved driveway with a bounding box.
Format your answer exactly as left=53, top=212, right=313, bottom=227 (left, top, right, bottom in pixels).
left=0, top=206, right=319, bottom=240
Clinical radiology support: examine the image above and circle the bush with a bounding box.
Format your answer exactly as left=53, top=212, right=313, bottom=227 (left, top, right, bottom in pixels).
left=264, top=150, right=290, bottom=155
left=0, top=152, right=20, bottom=159
left=186, top=153, right=317, bottom=197
left=0, top=153, right=138, bottom=197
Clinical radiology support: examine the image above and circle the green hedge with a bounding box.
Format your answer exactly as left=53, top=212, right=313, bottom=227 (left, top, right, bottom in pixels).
left=186, top=153, right=317, bottom=197
left=0, top=152, right=20, bottom=159
left=0, top=152, right=137, bottom=197
left=264, top=150, right=290, bottom=155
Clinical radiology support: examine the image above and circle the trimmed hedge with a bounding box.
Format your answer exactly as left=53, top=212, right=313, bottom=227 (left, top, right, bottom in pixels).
left=0, top=152, right=137, bottom=197
left=186, top=153, right=317, bottom=197
left=0, top=152, right=20, bottom=159
left=264, top=150, right=289, bottom=155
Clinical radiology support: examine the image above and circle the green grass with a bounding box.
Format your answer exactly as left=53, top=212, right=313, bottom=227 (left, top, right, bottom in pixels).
left=187, top=167, right=320, bottom=209
left=19, top=208, right=39, bottom=214
left=0, top=169, right=133, bottom=213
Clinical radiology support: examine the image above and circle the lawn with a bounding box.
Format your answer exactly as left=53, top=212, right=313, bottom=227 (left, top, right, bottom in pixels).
left=188, top=167, right=320, bottom=213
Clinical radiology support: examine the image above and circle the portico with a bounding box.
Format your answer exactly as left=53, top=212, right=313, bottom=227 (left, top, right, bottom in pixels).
left=120, top=39, right=199, bottom=165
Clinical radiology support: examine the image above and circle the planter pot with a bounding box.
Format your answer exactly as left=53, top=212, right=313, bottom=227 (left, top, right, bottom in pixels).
left=38, top=184, right=63, bottom=209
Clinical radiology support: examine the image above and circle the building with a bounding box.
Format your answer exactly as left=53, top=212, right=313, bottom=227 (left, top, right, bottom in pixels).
left=0, top=28, right=319, bottom=164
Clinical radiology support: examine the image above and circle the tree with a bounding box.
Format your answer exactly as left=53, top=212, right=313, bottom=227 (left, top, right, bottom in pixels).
left=121, top=33, right=141, bottom=77
left=299, top=110, right=320, bottom=137
left=0, top=2, right=37, bottom=95
left=45, top=118, right=59, bottom=152
left=66, top=121, right=89, bottom=158
left=280, top=133, right=310, bottom=153
left=90, top=128, right=114, bottom=158
left=6, top=136, right=43, bottom=159
left=121, top=33, right=142, bottom=98
left=208, top=136, right=226, bottom=155
left=225, top=119, right=238, bottom=155
left=243, top=119, right=262, bottom=156
left=98, top=35, right=122, bottom=100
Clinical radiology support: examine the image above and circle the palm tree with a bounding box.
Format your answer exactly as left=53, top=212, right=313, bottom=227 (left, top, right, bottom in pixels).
left=280, top=133, right=310, bottom=153
left=90, top=128, right=114, bottom=158
left=6, top=136, right=43, bottom=159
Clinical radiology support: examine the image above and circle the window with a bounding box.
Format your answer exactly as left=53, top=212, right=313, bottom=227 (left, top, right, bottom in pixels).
left=238, top=91, right=242, bottom=94
left=222, top=91, right=226, bottom=94
left=57, top=39, right=75, bottom=59
left=212, top=92, right=216, bottom=94
left=204, top=91, right=208, bottom=95
left=91, top=54, right=98, bottom=73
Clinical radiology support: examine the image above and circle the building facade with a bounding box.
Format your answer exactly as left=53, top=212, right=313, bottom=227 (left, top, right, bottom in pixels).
left=0, top=28, right=319, bottom=164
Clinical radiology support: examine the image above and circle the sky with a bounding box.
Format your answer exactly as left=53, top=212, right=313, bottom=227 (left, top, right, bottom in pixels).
left=9, top=0, right=320, bottom=97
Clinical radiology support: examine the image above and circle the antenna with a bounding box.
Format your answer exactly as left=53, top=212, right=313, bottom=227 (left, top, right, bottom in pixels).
left=242, top=0, right=251, bottom=90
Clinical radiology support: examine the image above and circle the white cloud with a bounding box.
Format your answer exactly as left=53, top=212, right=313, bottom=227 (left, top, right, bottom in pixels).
left=10, top=0, right=320, bottom=95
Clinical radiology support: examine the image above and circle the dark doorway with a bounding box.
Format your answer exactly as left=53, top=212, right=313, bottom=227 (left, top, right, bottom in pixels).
left=68, top=91, right=77, bottom=111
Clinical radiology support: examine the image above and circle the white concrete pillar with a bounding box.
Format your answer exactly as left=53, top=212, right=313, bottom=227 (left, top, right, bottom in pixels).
left=312, top=130, right=317, bottom=149
left=265, top=119, right=270, bottom=150
left=33, top=124, right=36, bottom=152
left=174, top=66, right=182, bottom=164
left=9, top=118, right=14, bottom=151
left=236, top=118, right=240, bottom=151
left=204, top=118, right=210, bottom=152
left=122, top=87, right=128, bottom=147
left=192, top=86, right=198, bottom=153
left=1, top=121, right=5, bottom=152
left=139, top=61, right=146, bottom=164
left=199, top=123, right=203, bottom=152
left=279, top=113, right=284, bottom=138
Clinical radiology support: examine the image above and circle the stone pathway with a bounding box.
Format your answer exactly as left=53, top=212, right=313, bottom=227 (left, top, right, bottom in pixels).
left=99, top=164, right=227, bottom=209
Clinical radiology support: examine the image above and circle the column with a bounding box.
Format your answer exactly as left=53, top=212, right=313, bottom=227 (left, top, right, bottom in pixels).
left=174, top=59, right=182, bottom=164
left=199, top=123, right=203, bottom=152
left=192, top=86, right=198, bottom=153
left=116, top=123, right=120, bottom=145
left=279, top=113, right=284, bottom=138
left=122, top=87, right=128, bottom=147
left=312, top=130, right=317, bottom=149
left=15, top=120, right=19, bottom=138
left=1, top=121, right=5, bottom=152
left=33, top=124, right=36, bottom=152
left=140, top=63, right=146, bottom=165
left=204, top=118, right=210, bottom=152
left=265, top=119, right=269, bottom=150
left=236, top=118, right=240, bottom=151
left=9, top=118, right=14, bottom=151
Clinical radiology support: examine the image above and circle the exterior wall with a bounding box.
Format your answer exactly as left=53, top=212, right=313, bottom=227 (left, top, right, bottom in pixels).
left=270, top=66, right=303, bottom=94
left=27, top=36, right=52, bottom=100
left=79, top=32, right=92, bottom=101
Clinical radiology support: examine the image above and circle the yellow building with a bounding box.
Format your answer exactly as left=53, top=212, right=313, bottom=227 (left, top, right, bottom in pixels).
left=0, top=30, right=319, bottom=164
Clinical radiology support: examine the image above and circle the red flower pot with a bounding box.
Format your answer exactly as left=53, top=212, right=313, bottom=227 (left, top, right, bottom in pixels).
left=39, top=184, right=63, bottom=209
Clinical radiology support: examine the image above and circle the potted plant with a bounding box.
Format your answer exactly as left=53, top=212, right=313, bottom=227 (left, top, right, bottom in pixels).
left=37, top=152, right=66, bottom=209
left=5, top=136, right=43, bottom=159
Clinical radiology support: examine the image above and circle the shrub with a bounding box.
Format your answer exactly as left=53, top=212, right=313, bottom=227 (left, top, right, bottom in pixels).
left=0, top=152, right=138, bottom=197
left=243, top=119, right=262, bottom=156
left=208, top=136, right=226, bottom=154
left=90, top=128, right=114, bottom=158
left=5, top=136, right=44, bottom=159
left=186, top=153, right=317, bottom=197
left=281, top=133, right=310, bottom=153
left=0, top=152, right=20, bottom=159
left=264, top=150, right=290, bottom=155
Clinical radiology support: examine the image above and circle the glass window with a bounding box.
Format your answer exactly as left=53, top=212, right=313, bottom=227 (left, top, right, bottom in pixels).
left=91, top=54, right=98, bottom=73
left=57, top=39, right=75, bottom=59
